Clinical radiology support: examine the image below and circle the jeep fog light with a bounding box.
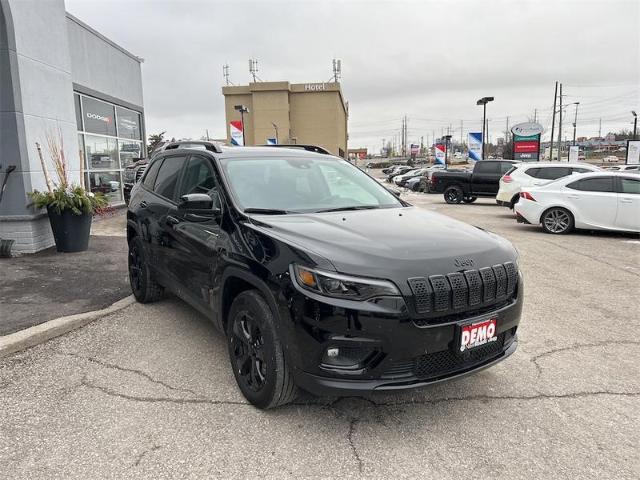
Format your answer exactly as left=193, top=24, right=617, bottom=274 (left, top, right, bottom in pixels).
left=321, top=345, right=374, bottom=369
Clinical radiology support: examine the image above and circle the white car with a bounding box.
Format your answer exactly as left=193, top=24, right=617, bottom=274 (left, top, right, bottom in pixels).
left=393, top=168, right=426, bottom=185
left=514, top=172, right=640, bottom=234
left=497, top=162, right=600, bottom=208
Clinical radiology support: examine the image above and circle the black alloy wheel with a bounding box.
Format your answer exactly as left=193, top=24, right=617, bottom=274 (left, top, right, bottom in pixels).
left=227, top=290, right=297, bottom=408
left=444, top=186, right=464, bottom=204
left=230, top=311, right=267, bottom=393
left=128, top=236, right=163, bottom=303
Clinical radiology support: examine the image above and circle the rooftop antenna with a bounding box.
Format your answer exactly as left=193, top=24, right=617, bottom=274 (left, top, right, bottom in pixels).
left=331, top=58, right=342, bottom=83
left=249, top=58, right=259, bottom=82
left=223, top=64, right=233, bottom=86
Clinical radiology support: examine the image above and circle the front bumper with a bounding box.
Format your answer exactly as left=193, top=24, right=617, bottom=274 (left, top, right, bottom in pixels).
left=283, top=277, right=523, bottom=397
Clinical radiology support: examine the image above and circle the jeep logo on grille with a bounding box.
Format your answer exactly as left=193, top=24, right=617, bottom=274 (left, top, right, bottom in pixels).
left=454, top=258, right=474, bottom=268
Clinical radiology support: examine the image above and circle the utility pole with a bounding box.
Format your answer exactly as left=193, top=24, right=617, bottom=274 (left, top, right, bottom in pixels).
left=460, top=120, right=464, bottom=148
left=550, top=81, right=558, bottom=161
left=633, top=111, right=638, bottom=140
left=572, top=103, right=580, bottom=145
left=557, top=83, right=563, bottom=161
left=534, top=108, right=537, bottom=122
left=598, top=118, right=602, bottom=138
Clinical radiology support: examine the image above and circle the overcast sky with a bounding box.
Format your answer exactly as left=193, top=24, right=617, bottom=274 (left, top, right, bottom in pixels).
left=66, top=0, right=639, bottom=151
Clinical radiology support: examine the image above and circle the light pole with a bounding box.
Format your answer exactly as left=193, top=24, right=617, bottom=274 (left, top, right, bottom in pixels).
left=571, top=102, right=580, bottom=145
left=271, top=122, right=279, bottom=144
left=234, top=104, right=249, bottom=145
left=476, top=96, right=494, bottom=160
left=633, top=111, right=638, bottom=140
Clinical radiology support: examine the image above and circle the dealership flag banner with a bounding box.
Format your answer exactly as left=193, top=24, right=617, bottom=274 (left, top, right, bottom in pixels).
left=434, top=144, right=446, bottom=165
left=230, top=121, right=244, bottom=146
left=410, top=144, right=419, bottom=156
left=266, top=138, right=277, bottom=145
left=468, top=132, right=482, bottom=161
left=626, top=140, right=640, bottom=165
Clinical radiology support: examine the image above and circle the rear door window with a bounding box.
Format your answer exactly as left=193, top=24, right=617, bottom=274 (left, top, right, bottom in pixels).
left=142, top=159, right=163, bottom=189
left=524, top=168, right=542, bottom=178
left=567, top=176, right=615, bottom=192
left=154, top=155, right=187, bottom=201
left=620, top=177, right=640, bottom=194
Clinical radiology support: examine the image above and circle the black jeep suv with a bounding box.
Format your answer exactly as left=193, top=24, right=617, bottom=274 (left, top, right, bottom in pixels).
left=127, top=143, right=523, bottom=408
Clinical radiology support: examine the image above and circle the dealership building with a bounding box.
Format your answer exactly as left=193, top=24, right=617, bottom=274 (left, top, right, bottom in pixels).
left=222, top=81, right=348, bottom=158
left=0, top=0, right=145, bottom=252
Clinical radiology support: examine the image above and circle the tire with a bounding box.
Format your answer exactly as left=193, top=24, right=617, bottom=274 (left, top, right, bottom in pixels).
left=411, top=182, right=421, bottom=192
left=227, top=290, right=298, bottom=409
left=541, top=207, right=574, bottom=234
left=462, top=196, right=477, bottom=203
left=444, top=186, right=464, bottom=204
left=509, top=195, right=520, bottom=209
left=128, top=236, right=164, bottom=303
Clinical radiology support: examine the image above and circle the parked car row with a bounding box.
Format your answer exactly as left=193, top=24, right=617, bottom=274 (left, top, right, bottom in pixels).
left=387, top=160, right=640, bottom=236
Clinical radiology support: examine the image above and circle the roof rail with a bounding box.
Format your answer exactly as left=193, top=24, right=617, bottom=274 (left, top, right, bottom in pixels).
left=153, top=140, right=223, bottom=156
left=260, top=144, right=331, bottom=155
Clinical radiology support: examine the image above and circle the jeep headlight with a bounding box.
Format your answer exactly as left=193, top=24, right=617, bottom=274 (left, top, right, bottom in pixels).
left=293, top=264, right=400, bottom=300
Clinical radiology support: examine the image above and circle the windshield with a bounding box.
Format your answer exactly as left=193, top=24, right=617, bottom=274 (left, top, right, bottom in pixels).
left=220, top=156, right=403, bottom=213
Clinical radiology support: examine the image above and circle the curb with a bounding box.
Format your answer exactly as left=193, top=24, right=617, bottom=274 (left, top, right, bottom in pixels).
left=0, top=295, right=136, bottom=359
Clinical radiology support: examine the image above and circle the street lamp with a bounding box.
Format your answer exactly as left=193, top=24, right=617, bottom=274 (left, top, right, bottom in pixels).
left=271, top=122, right=279, bottom=144
left=476, top=96, right=494, bottom=160
left=633, top=111, right=638, bottom=140
left=234, top=104, right=249, bottom=145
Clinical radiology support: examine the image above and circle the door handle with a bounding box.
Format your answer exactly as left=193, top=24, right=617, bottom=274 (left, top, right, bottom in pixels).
left=620, top=198, right=633, bottom=203
left=567, top=195, right=579, bottom=199
left=166, top=215, right=180, bottom=226
left=139, top=200, right=148, bottom=208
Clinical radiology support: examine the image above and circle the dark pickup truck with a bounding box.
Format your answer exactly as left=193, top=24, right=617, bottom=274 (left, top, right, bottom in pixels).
left=430, top=160, right=518, bottom=204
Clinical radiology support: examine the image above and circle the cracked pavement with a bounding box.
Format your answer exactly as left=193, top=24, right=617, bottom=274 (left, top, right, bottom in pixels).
left=1, top=189, right=639, bottom=479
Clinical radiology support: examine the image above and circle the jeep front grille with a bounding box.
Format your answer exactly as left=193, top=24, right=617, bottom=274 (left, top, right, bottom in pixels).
left=407, top=262, right=518, bottom=323
left=135, top=164, right=147, bottom=182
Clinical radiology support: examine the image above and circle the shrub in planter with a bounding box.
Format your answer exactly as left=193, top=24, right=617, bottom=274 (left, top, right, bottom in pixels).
left=28, top=133, right=108, bottom=253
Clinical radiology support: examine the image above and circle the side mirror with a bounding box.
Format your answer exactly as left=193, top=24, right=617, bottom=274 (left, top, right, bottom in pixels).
left=179, top=193, right=214, bottom=211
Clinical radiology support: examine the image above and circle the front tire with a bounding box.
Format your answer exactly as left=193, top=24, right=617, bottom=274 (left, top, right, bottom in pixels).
left=128, top=236, right=164, bottom=303
left=541, top=207, right=574, bottom=234
left=444, top=186, right=464, bottom=204
left=227, top=290, right=297, bottom=409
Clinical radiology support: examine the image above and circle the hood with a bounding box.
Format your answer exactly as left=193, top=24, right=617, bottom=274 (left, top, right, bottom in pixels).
left=246, top=206, right=517, bottom=290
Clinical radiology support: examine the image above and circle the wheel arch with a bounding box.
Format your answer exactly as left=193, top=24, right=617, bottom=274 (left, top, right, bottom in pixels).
left=219, top=266, right=281, bottom=334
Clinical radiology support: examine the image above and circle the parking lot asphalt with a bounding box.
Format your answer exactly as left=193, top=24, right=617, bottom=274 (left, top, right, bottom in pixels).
left=1, top=187, right=639, bottom=479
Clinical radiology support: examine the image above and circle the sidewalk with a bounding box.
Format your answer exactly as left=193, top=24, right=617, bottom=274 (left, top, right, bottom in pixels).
left=0, top=210, right=129, bottom=336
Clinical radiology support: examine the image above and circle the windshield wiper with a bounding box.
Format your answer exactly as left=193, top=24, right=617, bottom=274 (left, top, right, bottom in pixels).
left=243, top=208, right=291, bottom=215
left=315, top=205, right=380, bottom=213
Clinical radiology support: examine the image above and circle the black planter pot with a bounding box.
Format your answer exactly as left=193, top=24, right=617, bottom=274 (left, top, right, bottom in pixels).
left=47, top=206, right=92, bottom=253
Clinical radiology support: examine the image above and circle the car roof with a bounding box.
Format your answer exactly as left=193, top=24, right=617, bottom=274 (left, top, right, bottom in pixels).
left=153, top=144, right=342, bottom=161
left=514, top=162, right=599, bottom=169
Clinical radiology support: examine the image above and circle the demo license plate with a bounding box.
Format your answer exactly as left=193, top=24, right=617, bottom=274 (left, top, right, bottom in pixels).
left=460, top=319, right=497, bottom=352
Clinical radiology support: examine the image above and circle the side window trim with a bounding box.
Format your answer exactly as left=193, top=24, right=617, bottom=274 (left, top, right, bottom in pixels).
left=142, top=158, right=163, bottom=190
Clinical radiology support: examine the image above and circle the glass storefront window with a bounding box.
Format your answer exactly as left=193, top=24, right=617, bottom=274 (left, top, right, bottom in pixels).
left=119, top=140, right=143, bottom=167
left=116, top=106, right=142, bottom=140
left=84, top=135, right=119, bottom=170
left=82, top=96, right=117, bottom=137
left=74, top=92, right=144, bottom=204
left=86, top=171, right=123, bottom=203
